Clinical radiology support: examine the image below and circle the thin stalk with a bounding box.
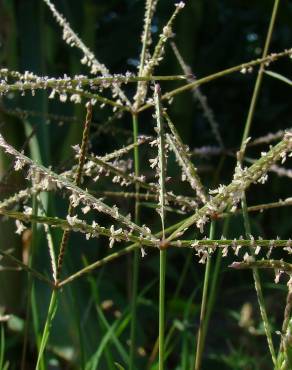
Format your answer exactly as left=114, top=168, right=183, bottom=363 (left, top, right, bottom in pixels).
left=129, top=113, right=140, bottom=370
left=0, top=250, right=53, bottom=286
left=154, top=84, right=167, bottom=370
left=166, top=132, right=292, bottom=243
left=56, top=102, right=92, bottom=280
left=0, top=209, right=155, bottom=248
left=170, top=41, right=223, bottom=148
left=138, top=0, right=157, bottom=76
left=240, top=0, right=281, bottom=147
left=277, top=263, right=292, bottom=368
left=202, top=216, right=230, bottom=347
left=21, top=195, right=45, bottom=370
left=231, top=259, right=292, bottom=272
left=58, top=218, right=187, bottom=287
left=164, top=112, right=207, bottom=203
left=238, top=0, right=280, bottom=365
left=138, top=49, right=291, bottom=113
left=0, top=70, right=193, bottom=89
left=147, top=251, right=193, bottom=367
left=35, top=289, right=58, bottom=370
left=159, top=249, right=166, bottom=370
left=242, top=196, right=277, bottom=365
left=194, top=220, right=215, bottom=370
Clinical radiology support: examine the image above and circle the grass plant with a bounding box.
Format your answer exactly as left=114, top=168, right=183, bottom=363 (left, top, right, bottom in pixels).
left=0, top=0, right=291, bottom=369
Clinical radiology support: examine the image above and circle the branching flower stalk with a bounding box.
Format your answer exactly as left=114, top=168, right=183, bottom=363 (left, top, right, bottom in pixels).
left=134, top=0, right=158, bottom=110
left=230, top=259, right=292, bottom=273
left=3, top=137, right=151, bottom=214
left=0, top=209, right=156, bottom=248
left=0, top=68, right=189, bottom=94
left=42, top=0, right=131, bottom=107
left=2, top=207, right=292, bottom=254
left=138, top=48, right=292, bottom=113
left=166, top=132, right=292, bottom=242
left=134, top=2, right=185, bottom=110
left=0, top=135, right=157, bottom=241
left=0, top=2, right=291, bottom=368
left=138, top=0, right=159, bottom=75
left=81, top=145, right=198, bottom=210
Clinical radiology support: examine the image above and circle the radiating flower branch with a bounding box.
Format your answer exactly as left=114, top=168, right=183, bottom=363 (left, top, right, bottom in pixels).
left=164, top=112, right=208, bottom=204
left=167, top=131, right=292, bottom=241
left=42, top=0, right=131, bottom=106
left=0, top=134, right=157, bottom=241
left=138, top=48, right=292, bottom=112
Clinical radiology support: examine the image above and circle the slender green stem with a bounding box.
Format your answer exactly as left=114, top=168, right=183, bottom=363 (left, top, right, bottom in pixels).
left=154, top=84, right=168, bottom=370
left=58, top=218, right=186, bottom=287
left=0, top=249, right=53, bottom=286
left=242, top=196, right=277, bottom=365
left=202, top=217, right=230, bottom=347
left=21, top=195, right=45, bottom=370
left=238, top=0, right=280, bottom=365
left=159, top=249, right=166, bottom=370
left=129, top=113, right=140, bottom=370
left=56, top=102, right=93, bottom=280
left=194, top=221, right=215, bottom=370
left=241, top=0, right=281, bottom=147
left=138, top=49, right=291, bottom=113
left=35, top=289, right=58, bottom=370
left=147, top=250, right=193, bottom=367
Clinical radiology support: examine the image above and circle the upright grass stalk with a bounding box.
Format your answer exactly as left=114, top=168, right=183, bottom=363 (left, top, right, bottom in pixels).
left=21, top=120, right=46, bottom=370
left=238, top=0, right=280, bottom=365
left=159, top=248, right=166, bottom=370
left=194, top=220, right=215, bottom=370
left=35, top=289, right=58, bottom=370
left=240, top=0, right=281, bottom=145
left=130, top=6, right=157, bottom=358
left=21, top=195, right=45, bottom=370
left=154, top=84, right=167, bottom=370
left=241, top=197, right=277, bottom=365
left=129, top=113, right=140, bottom=370
left=202, top=216, right=230, bottom=347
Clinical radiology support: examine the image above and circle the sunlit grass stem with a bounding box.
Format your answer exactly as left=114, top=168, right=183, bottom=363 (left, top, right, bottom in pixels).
left=194, top=221, right=215, bottom=370
left=129, top=113, right=140, bottom=370
left=239, top=0, right=280, bottom=365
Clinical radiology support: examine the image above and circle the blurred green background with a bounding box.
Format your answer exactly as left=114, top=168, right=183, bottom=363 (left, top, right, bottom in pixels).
left=0, top=0, right=291, bottom=369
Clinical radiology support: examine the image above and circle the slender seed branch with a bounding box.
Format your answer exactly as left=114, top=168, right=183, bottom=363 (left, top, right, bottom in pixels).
left=194, top=221, right=215, bottom=370
left=56, top=102, right=92, bottom=281
left=129, top=113, right=140, bottom=370
left=138, top=49, right=292, bottom=113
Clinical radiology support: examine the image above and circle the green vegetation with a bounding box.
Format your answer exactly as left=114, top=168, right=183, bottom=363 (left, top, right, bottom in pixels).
left=0, top=0, right=291, bottom=369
